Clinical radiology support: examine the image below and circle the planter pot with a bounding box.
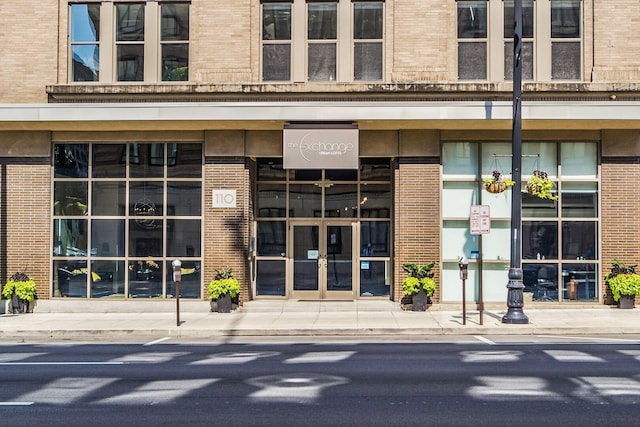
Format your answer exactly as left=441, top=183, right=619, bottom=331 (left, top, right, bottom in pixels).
left=9, top=296, right=33, bottom=314
left=485, top=181, right=507, bottom=194
left=216, top=294, right=232, bottom=313
left=412, top=288, right=428, bottom=312
left=618, top=294, right=635, bottom=309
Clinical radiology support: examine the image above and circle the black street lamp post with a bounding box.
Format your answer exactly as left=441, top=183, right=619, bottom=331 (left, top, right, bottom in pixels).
left=502, top=0, right=529, bottom=324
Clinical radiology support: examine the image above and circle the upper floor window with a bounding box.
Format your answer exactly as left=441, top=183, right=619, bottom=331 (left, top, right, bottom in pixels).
left=116, top=3, right=145, bottom=81
left=69, top=1, right=189, bottom=83
left=550, top=0, right=581, bottom=80
left=70, top=3, right=101, bottom=82
left=457, top=0, right=582, bottom=82
left=261, top=0, right=384, bottom=83
left=457, top=1, right=488, bottom=80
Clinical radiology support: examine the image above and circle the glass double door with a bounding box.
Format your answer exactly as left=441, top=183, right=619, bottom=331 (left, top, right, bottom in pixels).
left=290, top=221, right=355, bottom=299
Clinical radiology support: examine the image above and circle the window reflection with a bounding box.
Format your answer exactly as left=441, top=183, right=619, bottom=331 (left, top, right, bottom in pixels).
left=54, top=144, right=88, bottom=178
left=523, top=263, right=558, bottom=302
left=361, top=221, right=390, bottom=256
left=523, top=221, right=557, bottom=260
left=90, top=260, right=125, bottom=298
left=54, top=260, right=88, bottom=298
left=257, top=221, right=286, bottom=256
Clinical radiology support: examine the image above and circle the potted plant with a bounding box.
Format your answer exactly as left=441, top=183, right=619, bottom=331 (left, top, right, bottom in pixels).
left=483, top=170, right=515, bottom=194
left=526, top=170, right=558, bottom=200
left=605, top=260, right=640, bottom=309
left=402, top=263, right=436, bottom=311
left=2, top=272, right=37, bottom=314
left=208, top=268, right=240, bottom=313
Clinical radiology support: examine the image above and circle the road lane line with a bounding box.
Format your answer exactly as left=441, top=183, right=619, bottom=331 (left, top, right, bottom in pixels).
left=143, top=337, right=172, bottom=346
left=474, top=336, right=496, bottom=345
left=0, top=362, right=124, bottom=366
left=538, top=335, right=640, bottom=343
left=0, top=402, right=34, bottom=406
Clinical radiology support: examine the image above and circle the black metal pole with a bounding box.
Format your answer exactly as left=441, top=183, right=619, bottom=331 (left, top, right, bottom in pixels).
left=503, top=0, right=528, bottom=324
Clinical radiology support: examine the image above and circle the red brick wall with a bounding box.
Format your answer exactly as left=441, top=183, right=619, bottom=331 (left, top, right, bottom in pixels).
left=600, top=157, right=640, bottom=304
left=203, top=158, right=252, bottom=303
left=393, top=158, right=441, bottom=302
left=0, top=159, right=51, bottom=299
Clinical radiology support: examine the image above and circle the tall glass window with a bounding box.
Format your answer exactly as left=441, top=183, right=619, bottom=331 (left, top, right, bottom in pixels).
left=70, top=3, right=101, bottom=82
left=441, top=141, right=599, bottom=303
left=504, top=0, right=534, bottom=80
left=116, top=3, right=145, bottom=81
left=307, top=2, right=338, bottom=81
left=353, top=1, right=383, bottom=81
left=551, top=0, right=582, bottom=80
left=457, top=0, right=488, bottom=80
left=262, top=2, right=292, bottom=81
left=52, top=142, right=203, bottom=299
left=161, top=2, right=190, bottom=81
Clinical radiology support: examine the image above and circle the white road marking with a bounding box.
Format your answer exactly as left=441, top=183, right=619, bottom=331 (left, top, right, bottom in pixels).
left=15, top=377, right=118, bottom=405
left=473, top=336, right=496, bottom=345
left=0, top=353, right=46, bottom=362
left=143, top=337, right=172, bottom=346
left=538, top=335, right=640, bottom=343
left=0, top=402, right=34, bottom=406
left=543, top=350, right=605, bottom=363
left=95, top=379, right=218, bottom=405
left=460, top=350, right=523, bottom=363
left=109, top=352, right=187, bottom=364
left=468, top=376, right=561, bottom=401
left=283, top=351, right=356, bottom=364
left=247, top=374, right=349, bottom=404
left=191, top=351, right=281, bottom=365
left=0, top=362, right=124, bottom=366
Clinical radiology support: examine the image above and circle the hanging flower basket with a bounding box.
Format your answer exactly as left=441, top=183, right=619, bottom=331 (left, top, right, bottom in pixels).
left=483, top=170, right=515, bottom=194
left=526, top=170, right=558, bottom=200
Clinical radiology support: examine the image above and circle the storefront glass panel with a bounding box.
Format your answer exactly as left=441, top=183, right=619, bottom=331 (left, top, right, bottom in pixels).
left=289, top=184, right=322, bottom=217
left=562, top=263, right=597, bottom=301
left=325, top=184, right=358, bottom=218
left=360, top=184, right=390, bottom=218
left=91, top=219, right=125, bottom=257
left=92, top=182, right=126, bottom=216
left=54, top=144, right=88, bottom=178
left=442, top=141, right=598, bottom=303
left=54, top=260, right=88, bottom=298
left=90, top=260, right=125, bottom=298
left=257, top=184, right=287, bottom=218
left=54, top=182, right=88, bottom=215
left=256, top=260, right=286, bottom=296
left=523, top=221, right=558, bottom=260
left=167, top=261, right=201, bottom=298
left=523, top=263, right=559, bottom=301
left=92, top=144, right=126, bottom=178
left=257, top=221, right=286, bottom=256
left=53, top=142, right=202, bottom=299
left=360, top=260, right=390, bottom=297
left=167, top=182, right=202, bottom=216
left=360, top=221, right=389, bottom=257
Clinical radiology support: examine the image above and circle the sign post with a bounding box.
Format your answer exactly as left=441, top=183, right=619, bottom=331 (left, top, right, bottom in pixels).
left=470, top=205, right=490, bottom=325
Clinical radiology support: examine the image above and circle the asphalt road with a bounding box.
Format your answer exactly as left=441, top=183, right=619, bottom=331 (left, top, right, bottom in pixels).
left=1, top=335, right=639, bottom=426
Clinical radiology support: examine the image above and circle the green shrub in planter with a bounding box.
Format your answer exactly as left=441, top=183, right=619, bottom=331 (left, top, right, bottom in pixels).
left=2, top=272, right=37, bottom=313
left=208, top=268, right=240, bottom=300
left=401, top=263, right=436, bottom=297
left=605, top=260, right=640, bottom=302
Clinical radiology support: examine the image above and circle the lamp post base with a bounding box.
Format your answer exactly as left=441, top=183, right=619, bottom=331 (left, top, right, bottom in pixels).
left=502, top=267, right=529, bottom=324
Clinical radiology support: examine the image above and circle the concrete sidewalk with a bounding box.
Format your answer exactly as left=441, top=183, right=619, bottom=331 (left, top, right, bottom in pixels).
left=0, top=299, right=638, bottom=339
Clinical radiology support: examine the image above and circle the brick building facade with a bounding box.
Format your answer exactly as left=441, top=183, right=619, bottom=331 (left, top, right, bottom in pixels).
left=1, top=1, right=640, bottom=309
